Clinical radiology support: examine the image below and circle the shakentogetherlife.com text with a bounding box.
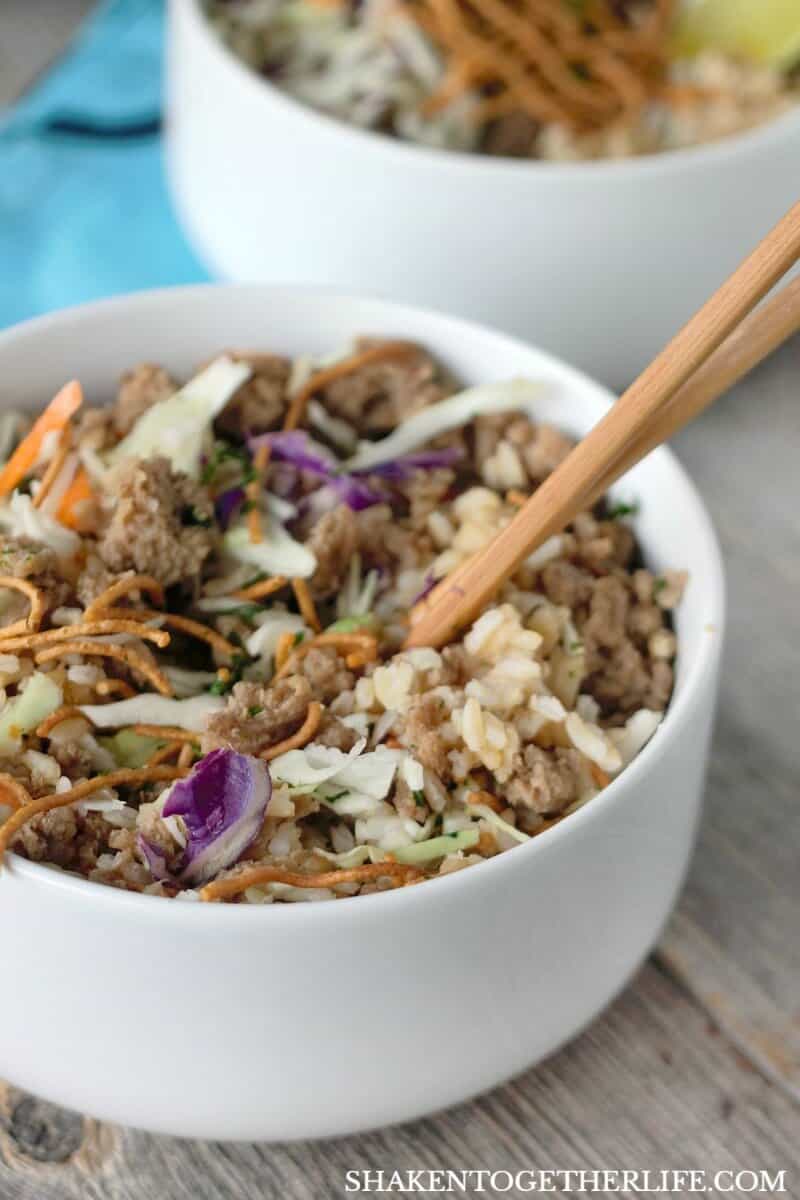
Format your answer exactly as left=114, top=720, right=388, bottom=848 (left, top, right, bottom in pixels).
left=343, top=1168, right=789, bottom=1195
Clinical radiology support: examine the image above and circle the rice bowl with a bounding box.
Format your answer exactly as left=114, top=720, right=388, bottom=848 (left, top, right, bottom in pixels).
left=0, top=285, right=724, bottom=1139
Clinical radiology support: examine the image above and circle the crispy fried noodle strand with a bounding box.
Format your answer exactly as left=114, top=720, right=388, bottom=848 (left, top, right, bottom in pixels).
left=34, top=641, right=173, bottom=697
left=407, top=0, right=676, bottom=133
left=261, top=701, right=323, bottom=761
left=275, top=632, right=378, bottom=679
left=0, top=774, right=33, bottom=813
left=92, top=608, right=238, bottom=659
left=291, top=578, right=321, bottom=633
left=0, top=620, right=171, bottom=653
left=84, top=575, right=165, bottom=621
left=0, top=767, right=187, bottom=861
left=283, top=341, right=421, bottom=430
left=0, top=577, right=46, bottom=638
left=231, top=576, right=288, bottom=602
left=200, top=860, right=423, bottom=902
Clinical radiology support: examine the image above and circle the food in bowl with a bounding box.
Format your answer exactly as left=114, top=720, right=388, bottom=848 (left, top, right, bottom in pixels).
left=205, top=0, right=799, bottom=159
left=0, top=339, right=685, bottom=903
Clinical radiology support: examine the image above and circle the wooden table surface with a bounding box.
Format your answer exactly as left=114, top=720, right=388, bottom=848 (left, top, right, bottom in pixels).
left=1, top=6, right=798, bottom=1197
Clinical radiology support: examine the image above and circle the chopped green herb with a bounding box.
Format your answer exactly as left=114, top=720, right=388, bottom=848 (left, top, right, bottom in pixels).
left=653, top=576, right=667, bottom=595
left=325, top=790, right=348, bottom=803
left=293, top=631, right=305, bottom=646
left=248, top=706, right=263, bottom=718
left=568, top=639, right=584, bottom=653
left=412, top=789, right=425, bottom=804
left=180, top=505, right=212, bottom=528
left=608, top=499, right=640, bottom=520
left=326, top=614, right=376, bottom=634
left=209, top=652, right=248, bottom=695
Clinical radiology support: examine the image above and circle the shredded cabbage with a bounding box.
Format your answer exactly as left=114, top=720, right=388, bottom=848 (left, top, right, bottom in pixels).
left=467, top=803, right=530, bottom=844
left=79, top=694, right=224, bottom=731
left=269, top=740, right=403, bottom=802
left=106, top=357, right=251, bottom=478
left=98, top=729, right=165, bottom=769
left=0, top=492, right=81, bottom=560
left=0, top=672, right=63, bottom=755
left=392, top=829, right=479, bottom=864
left=345, top=380, right=543, bottom=472
left=224, top=521, right=317, bottom=579
left=246, top=612, right=308, bottom=660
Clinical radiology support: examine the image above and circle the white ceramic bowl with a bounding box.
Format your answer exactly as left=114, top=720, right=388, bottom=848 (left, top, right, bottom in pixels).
left=0, top=284, right=724, bottom=1141
left=166, top=0, right=800, bottom=388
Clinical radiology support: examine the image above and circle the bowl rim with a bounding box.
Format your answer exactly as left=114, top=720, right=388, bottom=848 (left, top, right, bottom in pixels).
left=178, top=0, right=800, bottom=179
left=0, top=281, right=726, bottom=924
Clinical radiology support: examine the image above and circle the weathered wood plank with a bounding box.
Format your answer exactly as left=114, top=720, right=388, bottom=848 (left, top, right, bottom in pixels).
left=1, top=964, right=798, bottom=1199
left=657, top=341, right=800, bottom=1098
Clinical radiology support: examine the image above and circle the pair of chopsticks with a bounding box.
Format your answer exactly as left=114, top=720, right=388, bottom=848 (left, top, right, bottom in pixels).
left=407, top=200, right=800, bottom=650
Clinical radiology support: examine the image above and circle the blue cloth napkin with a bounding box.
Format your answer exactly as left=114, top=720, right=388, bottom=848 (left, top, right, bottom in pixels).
left=0, top=0, right=209, bottom=329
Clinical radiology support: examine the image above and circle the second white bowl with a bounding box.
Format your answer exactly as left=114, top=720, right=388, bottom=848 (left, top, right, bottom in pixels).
left=166, top=0, right=800, bottom=387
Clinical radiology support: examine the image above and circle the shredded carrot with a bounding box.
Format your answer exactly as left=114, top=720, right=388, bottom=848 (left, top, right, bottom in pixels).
left=32, top=425, right=73, bottom=510
left=34, top=641, right=173, bottom=697
left=345, top=652, right=369, bottom=670
left=283, top=341, right=420, bottom=431
left=260, top=701, right=322, bottom=761
left=92, top=608, right=237, bottom=660
left=0, top=619, right=171, bottom=654
left=199, top=859, right=423, bottom=902
left=215, top=667, right=231, bottom=685
left=246, top=442, right=271, bottom=545
left=35, top=706, right=91, bottom=738
left=95, top=677, right=136, bottom=699
left=56, top=467, right=94, bottom=530
left=0, top=577, right=46, bottom=637
left=0, top=380, right=83, bottom=500
left=146, top=742, right=183, bottom=768
left=0, top=773, right=33, bottom=812
left=0, top=767, right=187, bottom=860
left=84, top=575, right=165, bottom=622
left=506, top=490, right=529, bottom=508
left=177, top=743, right=195, bottom=769
left=128, top=725, right=199, bottom=744
left=469, top=789, right=503, bottom=813
left=275, top=632, right=378, bottom=679
left=274, top=631, right=298, bottom=673
left=231, top=576, right=288, bottom=602
left=291, top=578, right=321, bottom=634
left=589, top=761, right=610, bottom=790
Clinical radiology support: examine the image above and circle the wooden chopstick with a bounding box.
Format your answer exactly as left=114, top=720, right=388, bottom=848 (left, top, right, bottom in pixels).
left=587, top=272, right=800, bottom=506
left=406, top=200, right=800, bottom=649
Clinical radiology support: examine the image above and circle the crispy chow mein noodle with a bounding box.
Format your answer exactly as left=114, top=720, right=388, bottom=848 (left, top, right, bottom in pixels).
left=260, top=701, right=322, bottom=761
left=34, top=641, right=174, bottom=697
left=283, top=342, right=421, bottom=431
left=200, top=861, right=423, bottom=902
left=91, top=608, right=238, bottom=660
left=84, top=574, right=165, bottom=621
left=0, top=337, right=685, bottom=902
left=0, top=774, right=33, bottom=813
left=0, top=620, right=172, bottom=654
left=231, top=576, right=288, bottom=602
left=0, top=577, right=46, bottom=637
left=291, top=578, right=321, bottom=634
